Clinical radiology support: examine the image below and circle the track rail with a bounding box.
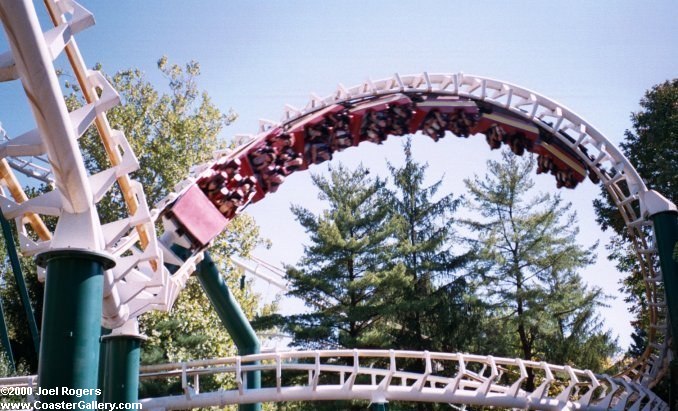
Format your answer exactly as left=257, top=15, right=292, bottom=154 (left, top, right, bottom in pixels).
left=0, top=125, right=53, bottom=184
left=136, top=350, right=666, bottom=410
left=1, top=350, right=666, bottom=410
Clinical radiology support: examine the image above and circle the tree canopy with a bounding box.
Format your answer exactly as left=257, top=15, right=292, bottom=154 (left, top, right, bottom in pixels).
left=593, top=79, right=678, bottom=356
left=0, top=58, right=268, bottom=388
left=463, top=151, right=617, bottom=387
left=278, top=163, right=407, bottom=350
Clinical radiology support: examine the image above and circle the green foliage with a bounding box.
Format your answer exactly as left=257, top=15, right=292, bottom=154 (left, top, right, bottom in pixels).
left=71, top=58, right=270, bottom=396
left=280, top=164, right=407, bottom=350
left=0, top=260, right=41, bottom=371
left=592, top=79, right=678, bottom=357
left=463, top=151, right=618, bottom=386
left=0, top=57, right=268, bottom=394
left=620, top=80, right=678, bottom=201
left=385, top=138, right=478, bottom=353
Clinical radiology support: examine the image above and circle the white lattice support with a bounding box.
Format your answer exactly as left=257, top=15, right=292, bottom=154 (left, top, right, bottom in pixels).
left=0, top=0, right=135, bottom=326
left=0, top=0, right=172, bottom=328
left=43, top=0, right=159, bottom=267
left=0, top=1, right=94, bottom=215
left=122, top=351, right=670, bottom=410
left=16, top=350, right=659, bottom=408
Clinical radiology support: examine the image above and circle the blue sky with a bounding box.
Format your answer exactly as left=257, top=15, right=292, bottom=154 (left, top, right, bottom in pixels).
left=2, top=0, right=677, bottom=350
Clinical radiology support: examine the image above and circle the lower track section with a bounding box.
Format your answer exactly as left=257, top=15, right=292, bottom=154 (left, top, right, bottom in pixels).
left=135, top=350, right=667, bottom=410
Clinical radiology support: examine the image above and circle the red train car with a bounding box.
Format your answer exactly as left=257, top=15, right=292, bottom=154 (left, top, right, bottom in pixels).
left=348, top=94, right=414, bottom=145
left=285, top=104, right=352, bottom=168
left=533, top=136, right=587, bottom=189
left=471, top=110, right=540, bottom=155
left=410, top=95, right=479, bottom=140
left=471, top=106, right=587, bottom=189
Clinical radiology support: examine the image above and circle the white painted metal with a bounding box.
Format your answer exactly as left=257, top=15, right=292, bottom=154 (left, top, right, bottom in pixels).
left=0, top=125, right=53, bottom=184
left=230, top=255, right=289, bottom=291
left=0, top=0, right=94, bottom=215
left=3, top=350, right=666, bottom=409
left=107, top=318, right=145, bottom=340
left=139, top=350, right=667, bottom=410
left=0, top=0, right=167, bottom=328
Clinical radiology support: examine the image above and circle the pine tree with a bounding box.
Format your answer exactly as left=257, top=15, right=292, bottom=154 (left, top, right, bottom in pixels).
left=279, top=163, right=408, bottom=350
left=385, top=138, right=475, bottom=353
left=464, top=150, right=618, bottom=390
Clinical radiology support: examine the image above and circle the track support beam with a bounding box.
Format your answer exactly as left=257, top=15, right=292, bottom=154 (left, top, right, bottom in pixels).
left=196, top=252, right=261, bottom=411
left=101, top=320, right=143, bottom=405
left=0, top=292, right=14, bottom=372
left=0, top=212, right=40, bottom=356
left=36, top=250, right=114, bottom=404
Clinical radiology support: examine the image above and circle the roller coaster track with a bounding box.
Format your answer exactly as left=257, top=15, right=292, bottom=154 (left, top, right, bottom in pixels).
left=0, top=350, right=669, bottom=410
left=137, top=350, right=668, bottom=410
left=0, top=1, right=675, bottom=409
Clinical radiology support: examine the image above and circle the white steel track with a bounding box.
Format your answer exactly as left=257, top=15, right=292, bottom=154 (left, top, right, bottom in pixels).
left=0, top=125, right=53, bottom=184
left=0, top=0, right=164, bottom=328
left=136, top=350, right=668, bottom=410
left=3, top=351, right=665, bottom=410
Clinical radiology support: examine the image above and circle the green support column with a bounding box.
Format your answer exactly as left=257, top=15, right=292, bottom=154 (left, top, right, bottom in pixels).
left=0, top=212, right=40, bottom=355
left=196, top=252, right=261, bottom=411
left=101, top=327, right=143, bottom=405
left=98, top=327, right=111, bottom=401
left=0, top=294, right=15, bottom=371
left=369, top=402, right=389, bottom=411
left=651, top=211, right=678, bottom=411
left=36, top=250, right=114, bottom=404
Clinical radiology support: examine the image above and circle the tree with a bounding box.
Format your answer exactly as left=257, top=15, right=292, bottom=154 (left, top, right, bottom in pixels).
left=0, top=244, right=43, bottom=371
left=385, top=138, right=477, bottom=354
left=256, top=163, right=410, bottom=411
left=464, top=150, right=617, bottom=390
left=0, top=57, right=269, bottom=388
left=74, top=58, right=271, bottom=395
left=274, top=163, right=407, bottom=350
left=593, top=79, right=678, bottom=355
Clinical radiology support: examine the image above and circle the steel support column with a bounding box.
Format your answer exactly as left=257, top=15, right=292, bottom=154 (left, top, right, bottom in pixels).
left=651, top=210, right=678, bottom=410
left=0, top=294, right=14, bottom=371
left=369, top=403, right=389, bottom=411
left=196, top=252, right=261, bottom=411
left=101, top=320, right=143, bottom=405
left=36, top=250, right=114, bottom=403
left=0, top=212, right=40, bottom=355
left=98, top=328, right=110, bottom=401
